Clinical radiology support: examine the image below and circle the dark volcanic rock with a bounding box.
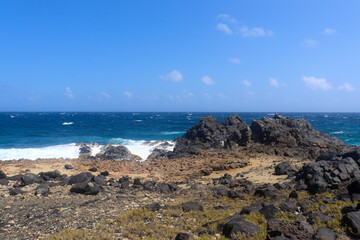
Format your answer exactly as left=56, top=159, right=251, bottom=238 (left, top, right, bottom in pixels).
left=0, top=170, right=6, bottom=179
left=250, top=113, right=346, bottom=150
left=173, top=116, right=227, bottom=155
left=68, top=172, right=94, bottom=185
left=315, top=227, right=337, bottom=240
left=181, top=202, right=204, bottom=212
left=259, top=205, right=281, bottom=220
left=296, top=157, right=360, bottom=194
left=39, top=170, right=62, bottom=181
left=343, top=210, right=360, bottom=236
left=70, top=182, right=99, bottom=195
left=275, top=162, right=297, bottom=176
left=88, top=167, right=97, bottom=172
left=223, top=218, right=261, bottom=238
left=144, top=203, right=161, bottom=212
left=267, top=220, right=313, bottom=240
left=171, top=113, right=347, bottom=159
left=175, top=233, right=190, bottom=240
left=21, top=173, right=42, bottom=186
left=64, top=164, right=73, bottom=170
left=223, top=114, right=251, bottom=148
left=9, top=188, right=25, bottom=196
left=101, top=145, right=134, bottom=160
left=35, top=184, right=50, bottom=196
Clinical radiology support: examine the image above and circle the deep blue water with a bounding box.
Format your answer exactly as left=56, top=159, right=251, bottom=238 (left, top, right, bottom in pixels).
left=0, top=112, right=359, bottom=160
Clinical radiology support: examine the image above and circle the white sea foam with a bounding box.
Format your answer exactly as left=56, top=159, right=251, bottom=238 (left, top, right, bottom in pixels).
left=333, top=131, right=344, bottom=135
left=135, top=120, right=142, bottom=122
left=0, top=144, right=80, bottom=161
left=160, top=131, right=185, bottom=135
left=109, top=138, right=174, bottom=160
left=62, top=122, right=74, bottom=125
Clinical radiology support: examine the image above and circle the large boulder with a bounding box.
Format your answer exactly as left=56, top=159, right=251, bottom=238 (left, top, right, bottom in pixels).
left=343, top=210, right=360, bottom=236
left=101, top=145, right=138, bottom=160
left=223, top=218, right=261, bottom=238
left=171, top=113, right=348, bottom=158
left=68, top=172, right=94, bottom=185
left=295, top=157, right=360, bottom=194
left=173, top=116, right=227, bottom=155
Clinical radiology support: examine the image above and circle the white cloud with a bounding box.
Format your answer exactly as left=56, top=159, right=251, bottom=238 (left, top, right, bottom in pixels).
left=269, top=78, right=280, bottom=88
left=216, top=14, right=237, bottom=23
left=124, top=91, right=133, bottom=98
left=216, top=23, right=232, bottom=35
left=241, top=79, right=251, bottom=87
left=239, top=26, right=273, bottom=37
left=323, top=28, right=336, bottom=35
left=201, top=76, right=215, bottom=85
left=302, top=76, right=332, bottom=91
left=100, top=92, right=111, bottom=99
left=303, top=39, right=319, bottom=47
left=160, top=70, right=183, bottom=83
left=228, top=58, right=241, bottom=64
left=64, top=87, right=74, bottom=99
left=338, top=83, right=355, bottom=92
left=269, top=78, right=287, bottom=88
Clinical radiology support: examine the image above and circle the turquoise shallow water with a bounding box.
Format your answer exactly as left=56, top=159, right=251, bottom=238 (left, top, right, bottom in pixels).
left=0, top=112, right=359, bottom=160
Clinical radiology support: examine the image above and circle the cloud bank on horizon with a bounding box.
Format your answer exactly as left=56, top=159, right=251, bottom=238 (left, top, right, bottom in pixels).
left=0, top=1, right=359, bottom=112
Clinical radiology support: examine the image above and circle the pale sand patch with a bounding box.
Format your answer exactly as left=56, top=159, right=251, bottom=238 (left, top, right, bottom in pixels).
left=204, top=154, right=309, bottom=184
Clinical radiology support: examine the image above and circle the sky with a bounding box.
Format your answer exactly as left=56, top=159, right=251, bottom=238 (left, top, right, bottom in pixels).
left=1, top=1, right=360, bottom=112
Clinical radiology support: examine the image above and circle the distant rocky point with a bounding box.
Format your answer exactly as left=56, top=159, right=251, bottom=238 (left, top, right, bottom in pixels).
left=171, top=113, right=349, bottom=159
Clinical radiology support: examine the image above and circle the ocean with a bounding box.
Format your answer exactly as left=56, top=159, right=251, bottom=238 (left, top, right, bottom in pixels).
left=0, top=112, right=359, bottom=160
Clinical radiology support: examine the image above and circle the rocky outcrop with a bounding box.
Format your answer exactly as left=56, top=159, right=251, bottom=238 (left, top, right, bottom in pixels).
left=172, top=113, right=349, bottom=159
left=100, top=144, right=141, bottom=161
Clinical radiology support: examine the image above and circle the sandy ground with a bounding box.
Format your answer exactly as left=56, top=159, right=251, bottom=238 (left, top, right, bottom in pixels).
left=0, top=153, right=309, bottom=184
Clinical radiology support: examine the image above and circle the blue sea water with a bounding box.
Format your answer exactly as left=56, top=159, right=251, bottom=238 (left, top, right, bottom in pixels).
left=0, top=112, right=359, bottom=160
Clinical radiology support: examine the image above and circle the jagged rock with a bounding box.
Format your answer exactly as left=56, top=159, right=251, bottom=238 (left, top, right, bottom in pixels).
left=315, top=227, right=337, bottom=240
left=259, top=205, right=281, bottom=220
left=78, top=143, right=92, bottom=157
left=172, top=113, right=347, bottom=160
left=68, top=172, right=94, bottom=185
left=0, top=170, right=6, bottom=179
left=101, top=145, right=138, bottom=160
left=9, top=188, right=24, bottom=196
left=173, top=116, right=227, bottom=155
left=240, top=204, right=262, bottom=215
left=343, top=210, right=360, bottom=236
left=275, top=162, right=297, bottom=176
left=64, top=164, right=73, bottom=170
left=182, top=202, right=203, bottom=212
left=175, top=233, right=190, bottom=240
left=296, top=157, right=360, bottom=194
left=267, top=220, right=313, bottom=240
left=223, top=114, right=251, bottom=148
left=223, top=218, right=261, bottom=238
left=35, top=183, right=50, bottom=196
left=144, top=203, right=161, bottom=212
left=39, top=170, right=62, bottom=181
left=307, top=212, right=333, bottom=225
left=0, top=179, right=8, bottom=185
left=143, top=181, right=156, bottom=191
left=289, top=190, right=298, bottom=199
left=119, top=176, right=130, bottom=189
left=100, top=171, right=109, bottom=176
left=21, top=173, right=42, bottom=186
left=70, top=182, right=99, bottom=195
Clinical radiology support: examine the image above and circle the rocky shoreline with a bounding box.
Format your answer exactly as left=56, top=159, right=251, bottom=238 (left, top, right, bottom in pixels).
left=1, top=113, right=360, bottom=239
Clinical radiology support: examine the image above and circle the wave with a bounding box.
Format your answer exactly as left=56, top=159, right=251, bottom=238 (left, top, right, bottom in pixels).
left=135, top=120, right=142, bottom=122
left=332, top=131, right=344, bottom=135
left=0, top=144, right=80, bottom=161
left=160, top=131, right=185, bottom=135
left=62, top=122, right=74, bottom=125
left=110, top=138, right=174, bottom=160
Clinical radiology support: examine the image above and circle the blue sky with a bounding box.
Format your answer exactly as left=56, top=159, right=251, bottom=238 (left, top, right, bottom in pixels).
left=1, top=1, right=360, bottom=112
